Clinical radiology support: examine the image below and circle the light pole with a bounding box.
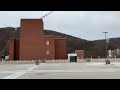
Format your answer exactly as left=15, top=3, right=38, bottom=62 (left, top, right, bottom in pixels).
left=103, top=32, right=110, bottom=64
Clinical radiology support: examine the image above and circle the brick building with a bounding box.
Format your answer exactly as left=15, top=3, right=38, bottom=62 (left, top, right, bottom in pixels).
left=75, top=50, right=84, bottom=59
left=9, top=19, right=67, bottom=60
left=108, top=49, right=120, bottom=58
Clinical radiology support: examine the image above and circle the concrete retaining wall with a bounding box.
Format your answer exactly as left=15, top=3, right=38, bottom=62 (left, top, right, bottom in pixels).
left=0, top=58, right=120, bottom=64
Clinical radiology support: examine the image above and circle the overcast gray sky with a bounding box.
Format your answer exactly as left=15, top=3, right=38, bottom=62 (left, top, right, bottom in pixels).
left=0, top=11, right=120, bottom=41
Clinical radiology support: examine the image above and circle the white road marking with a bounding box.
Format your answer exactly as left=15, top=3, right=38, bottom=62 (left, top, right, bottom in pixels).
left=85, top=63, right=106, bottom=66
left=1, top=69, right=120, bottom=76
left=1, top=68, right=120, bottom=76
left=27, top=69, right=120, bottom=73
left=0, top=71, right=16, bottom=74
left=15, top=65, right=33, bottom=67
left=2, top=65, right=38, bottom=79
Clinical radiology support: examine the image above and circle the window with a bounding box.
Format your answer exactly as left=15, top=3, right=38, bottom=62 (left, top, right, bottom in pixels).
left=46, top=50, right=50, bottom=54
left=46, top=41, right=49, bottom=45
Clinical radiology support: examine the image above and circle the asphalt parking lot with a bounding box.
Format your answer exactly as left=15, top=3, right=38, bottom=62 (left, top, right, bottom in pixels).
left=1, top=62, right=120, bottom=79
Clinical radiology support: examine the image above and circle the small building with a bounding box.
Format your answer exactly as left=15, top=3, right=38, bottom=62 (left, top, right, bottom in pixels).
left=68, top=50, right=84, bottom=62
left=68, top=53, right=77, bottom=62
left=75, top=50, right=84, bottom=59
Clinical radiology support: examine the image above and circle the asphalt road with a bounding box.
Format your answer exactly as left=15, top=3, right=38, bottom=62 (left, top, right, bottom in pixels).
left=1, top=62, right=120, bottom=79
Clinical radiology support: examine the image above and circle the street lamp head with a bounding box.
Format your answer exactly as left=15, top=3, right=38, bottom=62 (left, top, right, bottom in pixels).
left=103, top=32, right=108, bottom=33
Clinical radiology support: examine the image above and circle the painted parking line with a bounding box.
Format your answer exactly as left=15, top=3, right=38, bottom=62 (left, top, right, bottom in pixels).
left=0, top=71, right=16, bottom=74
left=2, top=65, right=38, bottom=79
left=27, top=69, right=120, bottom=73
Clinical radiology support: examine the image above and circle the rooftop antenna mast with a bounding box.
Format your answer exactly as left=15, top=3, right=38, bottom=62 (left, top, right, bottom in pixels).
left=41, top=11, right=54, bottom=19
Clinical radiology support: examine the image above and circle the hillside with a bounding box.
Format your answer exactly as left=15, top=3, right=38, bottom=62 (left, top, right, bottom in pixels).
left=0, top=27, right=120, bottom=58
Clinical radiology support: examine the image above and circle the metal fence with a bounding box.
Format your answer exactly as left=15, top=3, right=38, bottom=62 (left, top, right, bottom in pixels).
left=90, top=58, right=120, bottom=62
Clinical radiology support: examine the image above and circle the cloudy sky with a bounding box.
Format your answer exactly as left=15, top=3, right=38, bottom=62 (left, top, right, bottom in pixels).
left=0, top=11, right=120, bottom=41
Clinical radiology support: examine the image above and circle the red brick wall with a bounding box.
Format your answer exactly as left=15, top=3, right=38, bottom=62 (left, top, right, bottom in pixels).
left=14, top=39, right=20, bottom=60
left=75, top=50, right=84, bottom=59
left=19, top=19, right=46, bottom=60
left=55, top=38, right=67, bottom=59
left=9, top=19, right=68, bottom=60
left=9, top=38, right=15, bottom=60
left=45, top=36, right=55, bottom=60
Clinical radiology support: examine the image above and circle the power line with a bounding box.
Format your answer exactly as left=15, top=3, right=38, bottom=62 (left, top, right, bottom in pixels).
left=41, top=11, right=54, bottom=19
